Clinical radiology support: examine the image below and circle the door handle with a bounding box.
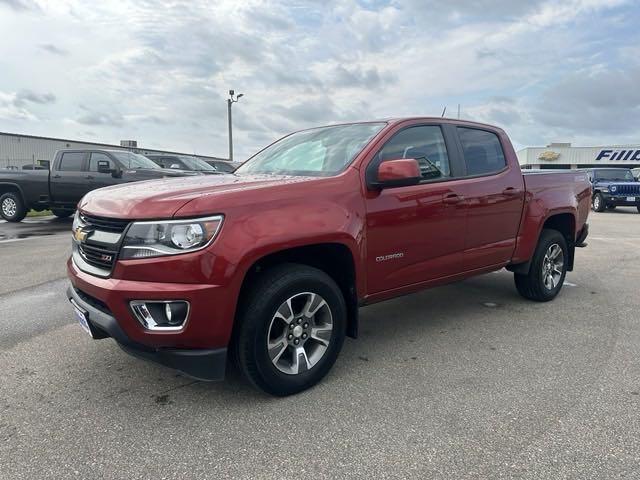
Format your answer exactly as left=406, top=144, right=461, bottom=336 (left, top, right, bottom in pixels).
left=52, top=174, right=61, bottom=179
left=443, top=193, right=464, bottom=205
left=502, top=187, right=519, bottom=196
left=86, top=175, right=95, bottom=180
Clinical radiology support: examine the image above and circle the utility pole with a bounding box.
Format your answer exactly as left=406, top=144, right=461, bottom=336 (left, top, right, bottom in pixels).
left=227, top=89, right=244, bottom=162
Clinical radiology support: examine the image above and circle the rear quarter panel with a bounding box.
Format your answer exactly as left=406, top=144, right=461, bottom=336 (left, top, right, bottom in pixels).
left=511, top=171, right=590, bottom=264
left=0, top=169, right=50, bottom=207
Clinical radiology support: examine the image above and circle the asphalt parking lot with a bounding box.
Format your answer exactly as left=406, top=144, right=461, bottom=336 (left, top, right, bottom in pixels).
left=1, top=210, right=639, bottom=479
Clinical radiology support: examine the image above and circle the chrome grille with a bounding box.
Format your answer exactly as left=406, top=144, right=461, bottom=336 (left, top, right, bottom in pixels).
left=80, top=213, right=130, bottom=233
left=78, top=243, right=118, bottom=270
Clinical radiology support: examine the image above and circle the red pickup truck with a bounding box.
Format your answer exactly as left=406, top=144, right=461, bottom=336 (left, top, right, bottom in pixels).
left=67, top=118, right=590, bottom=395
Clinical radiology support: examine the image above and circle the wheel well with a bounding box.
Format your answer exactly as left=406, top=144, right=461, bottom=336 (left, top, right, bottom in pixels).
left=542, top=213, right=576, bottom=271
left=236, top=243, right=359, bottom=339
left=0, top=184, right=23, bottom=199
left=508, top=213, right=576, bottom=275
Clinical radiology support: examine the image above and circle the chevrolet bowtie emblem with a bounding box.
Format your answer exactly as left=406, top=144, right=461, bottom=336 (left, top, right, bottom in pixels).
left=74, top=228, right=89, bottom=242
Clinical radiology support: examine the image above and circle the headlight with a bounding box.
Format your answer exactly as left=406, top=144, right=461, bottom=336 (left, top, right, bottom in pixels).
left=610, top=185, right=617, bottom=193
left=120, top=215, right=223, bottom=259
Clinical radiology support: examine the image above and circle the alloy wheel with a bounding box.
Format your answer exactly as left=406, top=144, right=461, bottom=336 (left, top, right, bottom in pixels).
left=267, top=292, right=333, bottom=375
left=541, top=243, right=564, bottom=290
left=2, top=197, right=17, bottom=218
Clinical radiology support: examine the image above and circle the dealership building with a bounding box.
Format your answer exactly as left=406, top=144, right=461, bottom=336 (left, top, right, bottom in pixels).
left=0, top=131, right=226, bottom=169
left=517, top=143, right=640, bottom=170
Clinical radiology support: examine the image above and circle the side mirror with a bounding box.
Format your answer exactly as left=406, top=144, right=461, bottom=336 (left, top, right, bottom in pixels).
left=97, top=160, right=111, bottom=174
left=372, top=158, right=422, bottom=189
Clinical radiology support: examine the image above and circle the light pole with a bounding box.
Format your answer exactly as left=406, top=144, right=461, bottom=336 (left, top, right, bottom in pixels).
left=227, top=89, right=243, bottom=162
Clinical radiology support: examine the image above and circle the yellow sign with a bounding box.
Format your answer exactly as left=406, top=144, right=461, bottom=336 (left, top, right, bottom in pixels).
left=538, top=151, right=561, bottom=161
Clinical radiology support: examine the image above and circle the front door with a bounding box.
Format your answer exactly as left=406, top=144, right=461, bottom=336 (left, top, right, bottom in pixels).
left=87, top=152, right=121, bottom=190
left=365, top=124, right=467, bottom=294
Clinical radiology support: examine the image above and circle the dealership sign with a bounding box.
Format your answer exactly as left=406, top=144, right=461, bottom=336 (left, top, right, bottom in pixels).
left=596, top=149, right=640, bottom=161
left=538, top=151, right=560, bottom=161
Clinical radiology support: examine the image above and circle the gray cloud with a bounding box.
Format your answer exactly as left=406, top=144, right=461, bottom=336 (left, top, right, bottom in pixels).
left=13, top=90, right=56, bottom=107
left=0, top=0, right=40, bottom=11
left=533, top=68, right=640, bottom=135
left=76, top=107, right=124, bottom=127
left=330, top=65, right=395, bottom=89
left=39, top=43, right=69, bottom=56
left=399, top=0, right=547, bottom=20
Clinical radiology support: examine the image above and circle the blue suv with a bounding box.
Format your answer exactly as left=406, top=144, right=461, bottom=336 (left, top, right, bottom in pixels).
left=585, top=168, right=640, bottom=213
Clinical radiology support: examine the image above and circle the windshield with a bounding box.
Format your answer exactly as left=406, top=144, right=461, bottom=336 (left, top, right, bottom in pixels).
left=594, top=169, right=635, bottom=182
left=179, top=156, right=217, bottom=171
left=112, top=152, right=161, bottom=170
left=236, top=123, right=386, bottom=176
left=210, top=161, right=236, bottom=173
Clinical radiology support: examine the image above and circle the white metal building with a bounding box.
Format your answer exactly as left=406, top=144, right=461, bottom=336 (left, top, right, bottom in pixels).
left=0, top=131, right=226, bottom=169
left=517, top=143, right=640, bottom=170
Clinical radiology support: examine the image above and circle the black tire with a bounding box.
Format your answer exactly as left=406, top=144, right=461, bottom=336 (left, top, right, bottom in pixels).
left=514, top=229, right=568, bottom=302
left=0, top=191, right=27, bottom=222
left=235, top=264, right=346, bottom=396
left=637, top=206, right=640, bottom=214
left=592, top=193, right=605, bottom=212
left=51, top=209, right=74, bottom=219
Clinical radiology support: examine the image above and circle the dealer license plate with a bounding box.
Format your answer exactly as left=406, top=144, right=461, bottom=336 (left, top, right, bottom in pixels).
left=627, top=196, right=636, bottom=202
left=71, top=300, right=93, bottom=337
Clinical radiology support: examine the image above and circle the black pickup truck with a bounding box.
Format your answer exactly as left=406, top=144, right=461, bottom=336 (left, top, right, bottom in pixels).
left=0, top=149, right=193, bottom=222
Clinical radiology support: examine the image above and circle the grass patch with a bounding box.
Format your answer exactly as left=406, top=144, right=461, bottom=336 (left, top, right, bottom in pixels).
left=27, top=209, right=53, bottom=217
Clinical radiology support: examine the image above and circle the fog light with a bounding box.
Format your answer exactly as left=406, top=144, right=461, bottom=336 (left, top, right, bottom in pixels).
left=130, top=300, right=189, bottom=331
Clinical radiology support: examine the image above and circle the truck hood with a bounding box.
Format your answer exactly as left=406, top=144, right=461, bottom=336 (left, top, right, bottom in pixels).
left=595, top=180, right=638, bottom=186
left=123, top=167, right=198, bottom=178
left=79, top=173, right=315, bottom=219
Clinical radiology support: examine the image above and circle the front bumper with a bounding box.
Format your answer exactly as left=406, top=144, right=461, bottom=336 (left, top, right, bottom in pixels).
left=602, top=194, right=640, bottom=206
left=66, top=257, right=236, bottom=381
left=66, top=285, right=227, bottom=381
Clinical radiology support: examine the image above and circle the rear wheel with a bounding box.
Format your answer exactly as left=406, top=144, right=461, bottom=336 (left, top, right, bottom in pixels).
left=637, top=206, right=640, bottom=214
left=0, top=192, right=27, bottom=222
left=514, top=229, right=568, bottom=302
left=592, top=193, right=605, bottom=212
left=51, top=209, right=74, bottom=219
left=235, top=264, right=346, bottom=396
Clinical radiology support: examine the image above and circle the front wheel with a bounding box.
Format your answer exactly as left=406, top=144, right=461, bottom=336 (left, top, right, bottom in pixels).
left=637, top=206, right=640, bottom=214
left=51, top=209, right=74, bottom=219
left=235, top=264, right=346, bottom=396
left=514, top=229, right=568, bottom=302
left=592, top=193, right=605, bottom=212
left=0, top=192, right=27, bottom=222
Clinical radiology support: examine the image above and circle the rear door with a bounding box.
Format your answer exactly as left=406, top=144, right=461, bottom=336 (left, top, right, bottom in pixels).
left=364, top=123, right=468, bottom=293
left=454, top=127, right=525, bottom=270
left=50, top=151, right=89, bottom=204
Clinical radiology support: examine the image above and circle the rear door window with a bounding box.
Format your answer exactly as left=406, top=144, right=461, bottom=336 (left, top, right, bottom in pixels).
left=458, top=128, right=506, bottom=176
left=58, top=152, right=85, bottom=171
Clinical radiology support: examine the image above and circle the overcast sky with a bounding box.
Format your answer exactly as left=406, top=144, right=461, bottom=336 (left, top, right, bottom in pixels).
left=0, top=0, right=638, bottom=159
